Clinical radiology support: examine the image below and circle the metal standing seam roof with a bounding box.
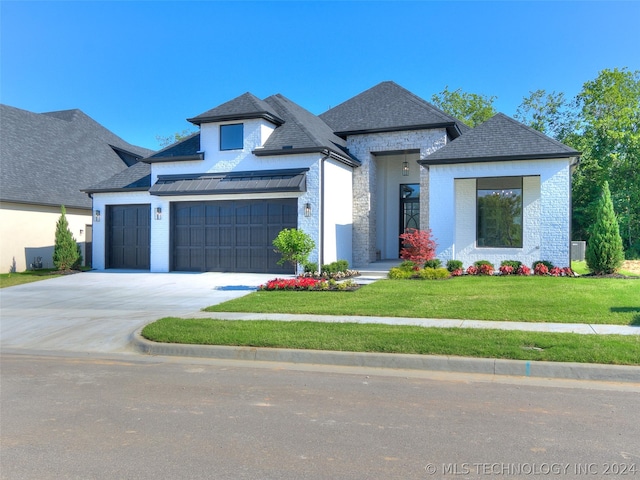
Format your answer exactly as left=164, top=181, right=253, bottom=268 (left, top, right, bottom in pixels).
left=148, top=168, right=309, bottom=196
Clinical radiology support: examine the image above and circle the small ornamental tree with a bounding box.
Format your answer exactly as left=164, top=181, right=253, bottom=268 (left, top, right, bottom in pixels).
left=585, top=181, right=625, bottom=275
left=399, top=228, right=437, bottom=268
left=272, top=228, right=315, bottom=272
left=53, top=205, right=80, bottom=271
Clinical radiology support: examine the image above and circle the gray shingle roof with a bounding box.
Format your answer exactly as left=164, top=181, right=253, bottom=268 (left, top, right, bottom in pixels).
left=319, top=81, right=470, bottom=138
left=143, top=132, right=202, bottom=163
left=1, top=104, right=153, bottom=209
left=420, top=113, right=580, bottom=165
left=187, top=92, right=285, bottom=126
left=83, top=161, right=151, bottom=193
left=256, top=94, right=358, bottom=165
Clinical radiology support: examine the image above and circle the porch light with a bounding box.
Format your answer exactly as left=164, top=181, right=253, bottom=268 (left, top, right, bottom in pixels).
left=304, top=203, right=311, bottom=217
left=402, top=161, right=410, bottom=176
left=155, top=207, right=162, bottom=220
left=94, top=210, right=101, bottom=222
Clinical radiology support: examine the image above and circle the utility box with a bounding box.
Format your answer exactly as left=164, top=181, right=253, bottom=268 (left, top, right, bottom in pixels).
left=571, top=241, right=586, bottom=261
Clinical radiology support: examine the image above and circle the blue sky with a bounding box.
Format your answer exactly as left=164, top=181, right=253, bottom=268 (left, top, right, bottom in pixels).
left=2, top=1, right=639, bottom=150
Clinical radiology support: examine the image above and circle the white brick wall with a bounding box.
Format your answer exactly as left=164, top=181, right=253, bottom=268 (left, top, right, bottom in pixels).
left=430, top=158, right=572, bottom=269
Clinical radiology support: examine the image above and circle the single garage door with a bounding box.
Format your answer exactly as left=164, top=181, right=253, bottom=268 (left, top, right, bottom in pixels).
left=172, top=199, right=297, bottom=273
left=107, top=205, right=150, bottom=269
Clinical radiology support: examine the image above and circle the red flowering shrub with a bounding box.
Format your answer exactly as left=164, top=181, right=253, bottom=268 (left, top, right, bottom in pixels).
left=466, top=265, right=478, bottom=275
left=499, top=265, right=514, bottom=275
left=549, top=267, right=562, bottom=277
left=516, top=265, right=531, bottom=276
left=478, top=263, right=494, bottom=276
left=534, top=263, right=549, bottom=276
left=399, top=228, right=437, bottom=268
left=451, top=269, right=464, bottom=277
left=259, top=277, right=325, bottom=291
left=563, top=267, right=574, bottom=276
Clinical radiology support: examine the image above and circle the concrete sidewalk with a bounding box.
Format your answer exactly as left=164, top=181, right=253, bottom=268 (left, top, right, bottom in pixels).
left=183, top=311, right=640, bottom=335
left=131, top=310, right=640, bottom=384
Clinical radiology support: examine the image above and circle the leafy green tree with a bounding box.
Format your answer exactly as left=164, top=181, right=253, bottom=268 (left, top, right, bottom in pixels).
left=155, top=128, right=197, bottom=148
left=431, top=86, right=497, bottom=127
left=514, top=89, right=577, bottom=141
left=53, top=205, right=80, bottom=271
left=585, top=181, right=625, bottom=274
left=571, top=68, right=640, bottom=255
left=272, top=228, right=315, bottom=271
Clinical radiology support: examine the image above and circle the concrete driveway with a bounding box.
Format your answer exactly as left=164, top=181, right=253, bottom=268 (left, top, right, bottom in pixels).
left=0, top=270, right=278, bottom=354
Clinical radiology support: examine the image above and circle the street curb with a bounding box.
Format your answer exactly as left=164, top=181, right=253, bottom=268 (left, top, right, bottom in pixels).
left=131, top=330, right=640, bottom=383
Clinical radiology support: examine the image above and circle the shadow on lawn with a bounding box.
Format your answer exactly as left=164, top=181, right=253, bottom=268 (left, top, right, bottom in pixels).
left=610, top=307, right=640, bottom=326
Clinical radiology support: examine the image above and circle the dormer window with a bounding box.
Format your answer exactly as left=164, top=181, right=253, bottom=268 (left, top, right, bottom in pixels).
left=220, top=123, right=243, bottom=151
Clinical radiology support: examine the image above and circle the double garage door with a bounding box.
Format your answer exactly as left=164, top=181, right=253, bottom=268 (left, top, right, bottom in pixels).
left=172, top=199, right=297, bottom=274
left=107, top=200, right=297, bottom=273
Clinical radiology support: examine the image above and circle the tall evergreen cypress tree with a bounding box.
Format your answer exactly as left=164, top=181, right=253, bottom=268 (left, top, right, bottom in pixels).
left=585, top=181, right=625, bottom=275
left=53, top=205, right=80, bottom=271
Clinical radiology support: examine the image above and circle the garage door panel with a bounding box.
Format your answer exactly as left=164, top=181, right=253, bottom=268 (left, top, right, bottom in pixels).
left=107, top=205, right=150, bottom=270
left=172, top=199, right=296, bottom=273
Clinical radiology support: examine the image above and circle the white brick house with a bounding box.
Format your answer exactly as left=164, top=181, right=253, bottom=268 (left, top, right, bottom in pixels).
left=85, top=82, right=579, bottom=273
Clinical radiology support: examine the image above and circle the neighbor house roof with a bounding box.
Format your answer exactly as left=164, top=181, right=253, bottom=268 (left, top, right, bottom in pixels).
left=319, top=81, right=470, bottom=139
left=83, top=161, right=151, bottom=194
left=419, top=113, right=580, bottom=165
left=1, top=104, right=153, bottom=209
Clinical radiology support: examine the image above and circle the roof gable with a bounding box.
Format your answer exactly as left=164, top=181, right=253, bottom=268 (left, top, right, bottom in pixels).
left=256, top=94, right=358, bottom=165
left=420, top=113, right=580, bottom=165
left=319, top=81, right=470, bottom=138
left=187, top=92, right=284, bottom=126
left=0, top=104, right=153, bottom=209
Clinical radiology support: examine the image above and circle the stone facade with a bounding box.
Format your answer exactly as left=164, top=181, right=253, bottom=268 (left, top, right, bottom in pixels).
left=347, top=129, right=447, bottom=266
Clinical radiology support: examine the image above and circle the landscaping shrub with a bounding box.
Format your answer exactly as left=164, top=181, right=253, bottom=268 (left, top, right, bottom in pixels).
left=473, top=260, right=495, bottom=275
left=534, top=263, right=549, bottom=276
left=532, top=260, right=554, bottom=270
left=53, top=205, right=80, bottom=271
left=399, top=228, right=437, bottom=267
left=451, top=268, right=464, bottom=277
left=418, top=267, right=450, bottom=280
left=399, top=260, right=417, bottom=270
left=303, top=262, right=318, bottom=273
left=517, top=265, right=531, bottom=276
left=446, top=260, right=463, bottom=272
left=585, top=181, right=625, bottom=274
left=499, top=265, right=515, bottom=275
left=388, top=267, right=414, bottom=279
left=423, top=258, right=442, bottom=269
left=321, top=259, right=350, bottom=274
left=466, top=265, right=479, bottom=275
left=500, top=260, right=522, bottom=270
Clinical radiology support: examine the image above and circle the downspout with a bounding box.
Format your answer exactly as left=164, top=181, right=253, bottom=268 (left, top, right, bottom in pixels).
left=569, top=156, right=581, bottom=266
left=319, top=150, right=330, bottom=269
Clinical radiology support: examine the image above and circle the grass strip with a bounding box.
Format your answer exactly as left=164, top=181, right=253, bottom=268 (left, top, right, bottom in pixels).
left=142, top=318, right=640, bottom=365
left=205, top=276, right=640, bottom=326
left=0, top=270, right=64, bottom=288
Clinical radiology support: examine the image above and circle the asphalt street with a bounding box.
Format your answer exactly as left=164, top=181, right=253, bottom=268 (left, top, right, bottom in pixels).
left=2, top=352, right=639, bottom=480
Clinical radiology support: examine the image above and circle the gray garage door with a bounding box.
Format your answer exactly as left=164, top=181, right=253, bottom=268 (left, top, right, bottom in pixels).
left=107, top=205, right=150, bottom=269
left=172, top=199, right=297, bottom=273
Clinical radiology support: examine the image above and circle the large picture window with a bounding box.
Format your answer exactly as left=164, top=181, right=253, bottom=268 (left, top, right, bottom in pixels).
left=477, top=177, right=523, bottom=248
left=220, top=124, right=243, bottom=151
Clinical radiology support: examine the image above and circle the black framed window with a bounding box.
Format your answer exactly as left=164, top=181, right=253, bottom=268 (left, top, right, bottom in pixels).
left=220, top=124, right=243, bottom=151
left=477, top=177, right=523, bottom=248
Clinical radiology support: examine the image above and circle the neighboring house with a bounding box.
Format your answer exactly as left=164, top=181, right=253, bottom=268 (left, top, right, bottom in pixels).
left=0, top=105, right=152, bottom=273
left=84, top=81, right=579, bottom=274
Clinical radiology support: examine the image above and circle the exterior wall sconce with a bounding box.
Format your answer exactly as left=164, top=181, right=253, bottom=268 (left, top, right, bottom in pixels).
left=155, top=207, right=162, bottom=220
left=304, top=203, right=311, bottom=217
left=94, top=210, right=101, bottom=222
left=402, top=161, right=410, bottom=176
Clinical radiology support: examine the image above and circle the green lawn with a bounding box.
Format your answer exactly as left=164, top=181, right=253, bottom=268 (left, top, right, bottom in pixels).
left=205, top=276, right=640, bottom=326
left=0, top=269, right=64, bottom=288
left=141, top=318, right=640, bottom=365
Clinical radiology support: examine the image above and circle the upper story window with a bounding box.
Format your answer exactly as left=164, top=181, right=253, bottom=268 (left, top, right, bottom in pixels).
left=220, top=123, right=243, bottom=151
left=477, top=177, right=523, bottom=248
